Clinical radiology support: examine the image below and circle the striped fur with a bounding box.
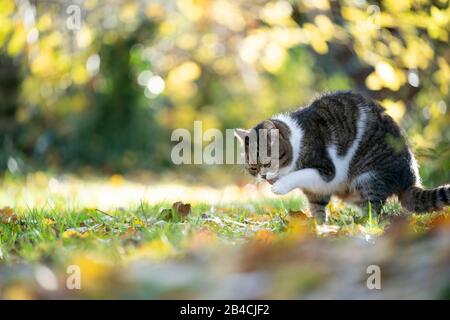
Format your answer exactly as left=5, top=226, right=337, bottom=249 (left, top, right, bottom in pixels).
left=236, top=91, right=450, bottom=220
left=400, top=185, right=450, bottom=212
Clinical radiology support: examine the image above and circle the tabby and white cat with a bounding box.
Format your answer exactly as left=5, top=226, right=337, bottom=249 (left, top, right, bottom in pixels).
left=235, top=91, right=450, bottom=223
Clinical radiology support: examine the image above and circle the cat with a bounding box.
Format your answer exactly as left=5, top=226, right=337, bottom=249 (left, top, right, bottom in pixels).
left=235, top=91, right=450, bottom=223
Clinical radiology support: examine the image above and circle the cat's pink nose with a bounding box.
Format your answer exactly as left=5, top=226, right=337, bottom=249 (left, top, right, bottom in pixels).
left=267, top=178, right=278, bottom=185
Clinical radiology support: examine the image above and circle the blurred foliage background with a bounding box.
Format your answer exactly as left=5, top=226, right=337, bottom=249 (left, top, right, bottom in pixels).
left=0, top=0, right=449, bottom=185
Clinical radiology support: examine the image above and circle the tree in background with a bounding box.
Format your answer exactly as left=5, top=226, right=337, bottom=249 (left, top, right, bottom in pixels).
left=0, top=0, right=449, bottom=185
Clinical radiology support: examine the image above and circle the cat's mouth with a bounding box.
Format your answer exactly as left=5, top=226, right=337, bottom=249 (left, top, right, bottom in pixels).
left=266, top=178, right=278, bottom=185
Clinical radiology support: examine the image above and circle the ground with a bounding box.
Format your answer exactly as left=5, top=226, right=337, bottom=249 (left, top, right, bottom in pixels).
left=0, top=172, right=450, bottom=299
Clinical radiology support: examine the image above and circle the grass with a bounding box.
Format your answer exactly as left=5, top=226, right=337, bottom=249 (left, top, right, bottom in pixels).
left=1, top=173, right=449, bottom=299
left=0, top=198, right=299, bottom=262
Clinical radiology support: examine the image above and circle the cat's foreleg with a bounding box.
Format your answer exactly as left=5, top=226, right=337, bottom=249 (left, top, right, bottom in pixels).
left=271, top=169, right=327, bottom=195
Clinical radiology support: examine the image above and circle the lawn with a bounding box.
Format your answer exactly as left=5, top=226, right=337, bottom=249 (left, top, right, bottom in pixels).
left=1, top=173, right=450, bottom=299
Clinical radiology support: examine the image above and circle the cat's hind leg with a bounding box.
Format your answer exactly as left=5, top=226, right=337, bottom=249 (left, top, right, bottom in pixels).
left=350, top=172, right=388, bottom=217
left=303, top=191, right=331, bottom=224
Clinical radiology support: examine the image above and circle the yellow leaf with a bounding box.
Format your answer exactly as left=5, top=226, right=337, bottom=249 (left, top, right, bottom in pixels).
left=62, top=229, right=89, bottom=239
left=375, top=61, right=405, bottom=91
left=261, top=43, right=287, bottom=73
left=3, top=284, right=34, bottom=300
left=0, top=17, right=12, bottom=48
left=0, top=0, right=15, bottom=16
left=254, top=229, right=275, bottom=243
left=375, top=61, right=396, bottom=84
left=366, top=72, right=383, bottom=91
left=7, top=23, right=26, bottom=56
left=129, top=238, right=175, bottom=261
left=37, top=14, right=52, bottom=32
left=71, top=254, right=112, bottom=290
left=43, top=218, right=56, bottom=226
left=381, top=99, right=406, bottom=122
left=109, top=174, right=124, bottom=186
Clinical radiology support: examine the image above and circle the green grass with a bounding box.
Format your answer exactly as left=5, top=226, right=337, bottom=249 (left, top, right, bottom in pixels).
left=0, top=199, right=293, bottom=263
left=1, top=175, right=449, bottom=299
left=0, top=196, right=435, bottom=264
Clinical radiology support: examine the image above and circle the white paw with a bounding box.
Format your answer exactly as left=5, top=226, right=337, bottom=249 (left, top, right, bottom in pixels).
left=271, top=181, right=291, bottom=195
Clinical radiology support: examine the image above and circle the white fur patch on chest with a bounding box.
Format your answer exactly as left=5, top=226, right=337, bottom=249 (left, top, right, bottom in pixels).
left=271, top=113, right=303, bottom=175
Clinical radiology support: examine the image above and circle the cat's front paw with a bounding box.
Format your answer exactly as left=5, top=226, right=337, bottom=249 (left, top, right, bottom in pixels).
left=271, top=180, right=292, bottom=195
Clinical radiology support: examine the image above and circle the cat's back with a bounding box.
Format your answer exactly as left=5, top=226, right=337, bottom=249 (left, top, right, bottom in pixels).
left=293, top=91, right=379, bottom=156
left=285, top=90, right=415, bottom=196
left=293, top=91, right=382, bottom=128
left=309, top=91, right=414, bottom=189
left=292, top=90, right=410, bottom=164
left=294, top=91, right=398, bottom=137
left=311, top=91, right=406, bottom=142
left=307, top=91, right=384, bottom=116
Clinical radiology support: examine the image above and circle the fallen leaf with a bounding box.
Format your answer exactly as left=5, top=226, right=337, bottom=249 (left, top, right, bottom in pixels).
left=287, top=210, right=309, bottom=221
left=285, top=210, right=314, bottom=239
left=43, top=218, right=56, bottom=226
left=172, top=201, right=191, bottom=217
left=0, top=207, right=18, bottom=223
left=62, top=228, right=89, bottom=239
left=133, top=218, right=146, bottom=227
left=70, top=255, right=113, bottom=290
left=3, top=284, right=35, bottom=300
left=428, top=214, right=450, bottom=231
left=253, top=229, right=276, bottom=243
left=128, top=238, right=175, bottom=261
left=187, top=228, right=217, bottom=250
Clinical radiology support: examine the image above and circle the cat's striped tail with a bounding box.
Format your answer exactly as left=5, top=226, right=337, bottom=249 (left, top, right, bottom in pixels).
left=400, top=185, right=450, bottom=213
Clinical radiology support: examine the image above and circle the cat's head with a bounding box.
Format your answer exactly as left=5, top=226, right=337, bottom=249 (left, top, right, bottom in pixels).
left=235, top=120, right=293, bottom=184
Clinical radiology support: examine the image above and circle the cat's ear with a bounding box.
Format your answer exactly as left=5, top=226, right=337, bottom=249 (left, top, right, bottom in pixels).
left=234, top=128, right=249, bottom=144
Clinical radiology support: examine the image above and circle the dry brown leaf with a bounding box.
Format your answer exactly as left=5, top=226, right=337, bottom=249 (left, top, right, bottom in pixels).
left=172, top=201, right=191, bottom=217
left=0, top=207, right=18, bottom=223
left=428, top=214, right=450, bottom=231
